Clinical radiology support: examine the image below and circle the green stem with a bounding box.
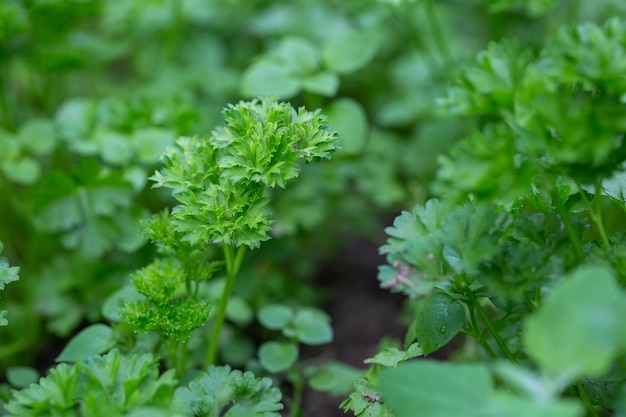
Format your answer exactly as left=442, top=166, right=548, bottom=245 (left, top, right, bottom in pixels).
left=466, top=302, right=498, bottom=359
left=576, top=180, right=610, bottom=251
left=205, top=244, right=246, bottom=367
left=576, top=380, right=600, bottom=417
left=165, top=339, right=180, bottom=378
left=466, top=290, right=517, bottom=363
left=289, top=373, right=304, bottom=417
left=0, top=387, right=10, bottom=403
left=424, top=0, right=451, bottom=64
left=552, top=188, right=585, bottom=260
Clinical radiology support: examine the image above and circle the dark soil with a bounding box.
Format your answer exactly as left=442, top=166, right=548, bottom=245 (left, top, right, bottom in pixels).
left=299, top=239, right=407, bottom=417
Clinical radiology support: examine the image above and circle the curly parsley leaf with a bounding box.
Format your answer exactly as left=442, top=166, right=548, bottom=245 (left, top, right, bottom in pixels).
left=175, top=365, right=284, bottom=417
left=0, top=241, right=19, bottom=326
left=151, top=98, right=338, bottom=249
left=5, top=350, right=180, bottom=416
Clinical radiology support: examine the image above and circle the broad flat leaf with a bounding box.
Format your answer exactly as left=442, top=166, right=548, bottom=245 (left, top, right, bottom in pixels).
left=485, top=393, right=583, bottom=417
left=257, top=304, right=294, bottom=330
left=302, top=71, right=339, bottom=96
left=323, top=30, right=381, bottom=74
left=308, top=362, right=363, bottom=395
left=226, top=296, right=253, bottom=325
left=380, top=361, right=491, bottom=417
left=18, top=118, right=57, bottom=156
left=2, top=157, right=40, bottom=184
left=132, top=127, right=175, bottom=164
left=258, top=341, right=298, bottom=373
left=326, top=98, right=368, bottom=155
left=240, top=61, right=301, bottom=98
left=523, top=264, right=626, bottom=383
left=292, top=308, right=333, bottom=345
left=94, top=130, right=132, bottom=165
left=414, top=292, right=465, bottom=355
left=6, top=367, right=40, bottom=389
left=56, top=324, right=114, bottom=362
left=274, top=37, right=319, bottom=74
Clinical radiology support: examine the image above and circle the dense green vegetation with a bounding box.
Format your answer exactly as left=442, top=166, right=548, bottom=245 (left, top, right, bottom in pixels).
left=3, top=1, right=626, bottom=416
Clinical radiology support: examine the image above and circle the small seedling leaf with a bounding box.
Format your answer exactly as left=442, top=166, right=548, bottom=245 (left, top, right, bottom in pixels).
left=293, top=308, right=333, bottom=345
left=56, top=324, right=115, bottom=362
left=258, top=304, right=294, bottom=330
left=258, top=341, right=298, bottom=373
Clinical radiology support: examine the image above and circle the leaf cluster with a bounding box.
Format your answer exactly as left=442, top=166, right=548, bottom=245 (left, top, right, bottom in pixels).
left=121, top=259, right=212, bottom=342
left=151, top=98, right=338, bottom=249
left=0, top=241, right=19, bottom=326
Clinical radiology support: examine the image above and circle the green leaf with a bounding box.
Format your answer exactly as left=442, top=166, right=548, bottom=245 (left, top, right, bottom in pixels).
left=274, top=37, right=320, bottom=74
left=323, top=31, right=381, bottom=74
left=258, top=341, right=298, bottom=373
left=175, top=366, right=283, bottom=417
left=56, top=324, right=115, bottom=362
left=240, top=61, right=301, bottom=98
left=2, top=157, right=41, bottom=184
left=257, top=304, right=294, bottom=330
left=94, top=130, right=132, bottom=165
left=414, top=292, right=465, bottom=355
left=326, top=98, right=368, bottom=155
left=523, top=264, right=626, bottom=383
left=18, top=118, right=57, bottom=156
left=308, top=362, right=364, bottom=395
left=363, top=342, right=423, bottom=367
left=380, top=361, right=491, bottom=417
left=131, top=127, right=175, bottom=164
left=302, top=71, right=340, bottom=96
left=292, top=308, right=333, bottom=345
left=6, top=367, right=40, bottom=389
left=226, top=296, right=253, bottom=326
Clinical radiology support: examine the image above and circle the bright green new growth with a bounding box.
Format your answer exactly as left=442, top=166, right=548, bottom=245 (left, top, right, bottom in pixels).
left=0, top=241, right=19, bottom=326
left=365, top=17, right=626, bottom=417
left=4, top=350, right=180, bottom=417
left=151, top=97, right=338, bottom=249
left=122, top=97, right=338, bottom=373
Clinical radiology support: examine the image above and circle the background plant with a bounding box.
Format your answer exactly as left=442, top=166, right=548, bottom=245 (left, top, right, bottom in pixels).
left=4, top=1, right=626, bottom=416
left=342, top=11, right=626, bottom=417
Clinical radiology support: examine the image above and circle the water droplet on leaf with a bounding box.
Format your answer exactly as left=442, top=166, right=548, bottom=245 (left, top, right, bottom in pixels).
left=439, top=326, right=447, bottom=334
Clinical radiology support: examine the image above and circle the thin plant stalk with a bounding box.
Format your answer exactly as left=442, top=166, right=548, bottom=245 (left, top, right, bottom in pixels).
left=576, top=380, right=600, bottom=417
left=205, top=244, right=246, bottom=367
left=552, top=188, right=585, bottom=260
left=466, top=289, right=517, bottom=363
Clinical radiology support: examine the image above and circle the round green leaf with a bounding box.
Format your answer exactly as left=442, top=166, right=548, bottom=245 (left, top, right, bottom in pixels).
left=308, top=362, right=363, bottom=395
left=276, top=37, right=320, bottom=74
left=226, top=296, right=254, bottom=325
left=414, top=292, right=466, bottom=355
left=257, top=304, right=294, bottom=330
left=18, top=118, right=57, bottom=156
left=7, top=366, right=40, bottom=388
left=2, top=157, right=41, bottom=185
left=325, top=98, right=368, bottom=155
left=56, top=324, right=114, bottom=362
left=95, top=130, right=132, bottom=165
left=132, top=128, right=175, bottom=164
left=258, top=341, right=298, bottom=373
left=302, top=71, right=340, bottom=96
left=0, top=129, right=19, bottom=162
left=240, top=61, right=301, bottom=98
left=293, top=308, right=333, bottom=345
left=323, top=31, right=381, bottom=74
